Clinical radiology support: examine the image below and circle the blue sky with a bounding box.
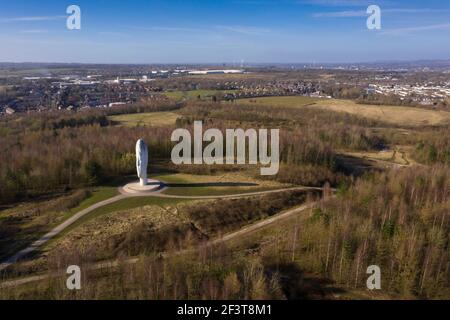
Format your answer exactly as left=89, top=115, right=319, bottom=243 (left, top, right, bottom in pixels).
left=0, top=0, right=449, bottom=63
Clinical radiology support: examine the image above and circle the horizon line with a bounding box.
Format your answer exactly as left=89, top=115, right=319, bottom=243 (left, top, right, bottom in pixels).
left=1, top=59, right=450, bottom=66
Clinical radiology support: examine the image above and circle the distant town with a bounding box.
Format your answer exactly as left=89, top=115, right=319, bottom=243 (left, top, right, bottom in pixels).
left=1, top=61, right=450, bottom=116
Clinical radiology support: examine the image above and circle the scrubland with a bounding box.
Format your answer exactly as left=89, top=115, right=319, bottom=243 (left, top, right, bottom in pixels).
left=0, top=96, right=448, bottom=300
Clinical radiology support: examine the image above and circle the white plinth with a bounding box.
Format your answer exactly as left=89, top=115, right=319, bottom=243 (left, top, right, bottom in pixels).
left=123, top=179, right=162, bottom=194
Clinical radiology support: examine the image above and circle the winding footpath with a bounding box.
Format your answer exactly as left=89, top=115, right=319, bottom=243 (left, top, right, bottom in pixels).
left=0, top=194, right=127, bottom=273
left=0, top=199, right=320, bottom=289
left=0, top=185, right=321, bottom=273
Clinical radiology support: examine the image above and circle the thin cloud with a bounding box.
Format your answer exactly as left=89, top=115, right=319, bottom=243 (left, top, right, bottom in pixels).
left=313, top=8, right=450, bottom=18
left=215, top=25, right=271, bottom=35
left=19, top=29, right=48, bottom=34
left=381, top=23, right=450, bottom=35
left=232, top=0, right=278, bottom=4
left=98, top=31, right=130, bottom=37
left=223, top=0, right=387, bottom=7
left=131, top=26, right=202, bottom=32
left=313, top=10, right=366, bottom=17
left=0, top=16, right=65, bottom=22
left=132, top=25, right=271, bottom=36
left=298, top=0, right=384, bottom=6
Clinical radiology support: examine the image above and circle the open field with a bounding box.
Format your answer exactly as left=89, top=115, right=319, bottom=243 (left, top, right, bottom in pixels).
left=108, top=111, right=180, bottom=127
left=237, top=96, right=450, bottom=126
left=180, top=73, right=277, bottom=81
left=165, top=89, right=237, bottom=101
left=0, top=68, right=79, bottom=77
left=313, top=99, right=450, bottom=126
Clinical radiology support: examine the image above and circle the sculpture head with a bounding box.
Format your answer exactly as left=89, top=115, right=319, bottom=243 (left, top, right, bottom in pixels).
left=136, top=139, right=148, bottom=185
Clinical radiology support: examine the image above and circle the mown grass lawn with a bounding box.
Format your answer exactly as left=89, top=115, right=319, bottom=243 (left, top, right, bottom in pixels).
left=153, top=173, right=288, bottom=197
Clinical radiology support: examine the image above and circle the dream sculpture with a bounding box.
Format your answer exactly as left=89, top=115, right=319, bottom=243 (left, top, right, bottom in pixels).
left=136, top=139, right=148, bottom=186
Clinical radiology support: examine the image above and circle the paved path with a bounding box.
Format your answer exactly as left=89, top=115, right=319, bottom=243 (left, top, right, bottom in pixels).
left=0, top=199, right=320, bottom=289
left=0, top=185, right=320, bottom=272
left=0, top=194, right=126, bottom=272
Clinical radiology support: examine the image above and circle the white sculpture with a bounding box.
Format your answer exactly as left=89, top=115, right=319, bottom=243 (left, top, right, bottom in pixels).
left=136, top=139, right=148, bottom=186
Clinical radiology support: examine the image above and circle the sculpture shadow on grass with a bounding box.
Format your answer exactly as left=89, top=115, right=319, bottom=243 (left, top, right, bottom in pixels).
left=162, top=182, right=258, bottom=188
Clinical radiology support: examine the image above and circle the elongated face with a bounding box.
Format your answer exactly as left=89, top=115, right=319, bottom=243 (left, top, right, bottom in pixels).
left=137, top=140, right=147, bottom=155
left=136, top=139, right=148, bottom=179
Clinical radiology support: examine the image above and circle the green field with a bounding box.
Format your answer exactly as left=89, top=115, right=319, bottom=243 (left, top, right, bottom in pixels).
left=237, top=96, right=450, bottom=126
left=154, top=172, right=289, bottom=197
left=108, top=111, right=180, bottom=127
left=52, top=186, right=119, bottom=233
left=69, top=187, right=118, bottom=214
left=237, top=96, right=319, bottom=108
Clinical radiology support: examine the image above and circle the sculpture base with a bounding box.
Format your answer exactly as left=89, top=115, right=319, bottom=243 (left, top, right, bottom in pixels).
left=122, top=179, right=162, bottom=194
